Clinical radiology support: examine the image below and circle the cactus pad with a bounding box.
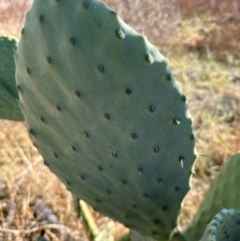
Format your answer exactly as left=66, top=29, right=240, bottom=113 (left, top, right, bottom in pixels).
left=0, top=36, right=18, bottom=98
left=0, top=37, right=24, bottom=121
left=200, top=209, right=240, bottom=241
left=184, top=153, right=240, bottom=241
left=0, top=85, right=23, bottom=121
left=0, top=36, right=24, bottom=121
left=15, top=0, right=195, bottom=239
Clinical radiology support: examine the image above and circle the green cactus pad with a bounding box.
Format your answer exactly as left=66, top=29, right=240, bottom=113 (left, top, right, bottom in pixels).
left=0, top=36, right=24, bottom=121
left=200, top=209, right=240, bottom=241
left=130, top=230, right=155, bottom=241
left=184, top=153, right=240, bottom=241
left=0, top=85, right=24, bottom=121
left=15, top=0, right=195, bottom=239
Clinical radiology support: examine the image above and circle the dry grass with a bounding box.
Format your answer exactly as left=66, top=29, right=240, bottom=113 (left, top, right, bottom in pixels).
left=172, top=15, right=240, bottom=63
left=0, top=121, right=126, bottom=241
left=102, top=0, right=181, bottom=46
left=0, top=0, right=32, bottom=39
left=175, top=0, right=240, bottom=18
left=0, top=0, right=240, bottom=240
left=0, top=121, right=88, bottom=241
left=103, top=0, right=240, bottom=61
left=170, top=54, right=240, bottom=174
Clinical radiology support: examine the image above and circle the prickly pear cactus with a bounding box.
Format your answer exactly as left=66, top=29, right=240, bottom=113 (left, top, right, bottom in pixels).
left=184, top=153, right=240, bottom=241
left=15, top=0, right=195, bottom=239
left=0, top=36, right=24, bottom=121
left=200, top=209, right=240, bottom=241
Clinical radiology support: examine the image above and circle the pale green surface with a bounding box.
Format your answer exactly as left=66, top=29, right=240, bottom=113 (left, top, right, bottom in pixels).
left=0, top=36, right=24, bottom=121
left=15, top=0, right=195, bottom=239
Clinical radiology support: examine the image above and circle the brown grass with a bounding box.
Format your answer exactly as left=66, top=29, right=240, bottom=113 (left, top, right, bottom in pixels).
left=175, top=0, right=240, bottom=18
left=0, top=0, right=32, bottom=39
left=103, top=0, right=181, bottom=45
left=1, top=0, right=240, bottom=61
left=0, top=121, right=127, bottom=240
left=0, top=121, right=87, bottom=241
left=176, top=14, right=240, bottom=61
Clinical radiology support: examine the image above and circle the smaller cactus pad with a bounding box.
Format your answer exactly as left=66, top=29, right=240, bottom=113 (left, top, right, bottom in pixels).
left=184, top=153, right=240, bottom=241
left=0, top=36, right=24, bottom=121
left=200, top=209, right=240, bottom=241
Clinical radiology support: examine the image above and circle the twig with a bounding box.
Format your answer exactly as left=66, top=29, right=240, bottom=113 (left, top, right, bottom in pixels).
left=0, top=223, right=73, bottom=235
left=14, top=156, right=43, bottom=181
left=79, top=200, right=99, bottom=239
left=4, top=199, right=14, bottom=227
